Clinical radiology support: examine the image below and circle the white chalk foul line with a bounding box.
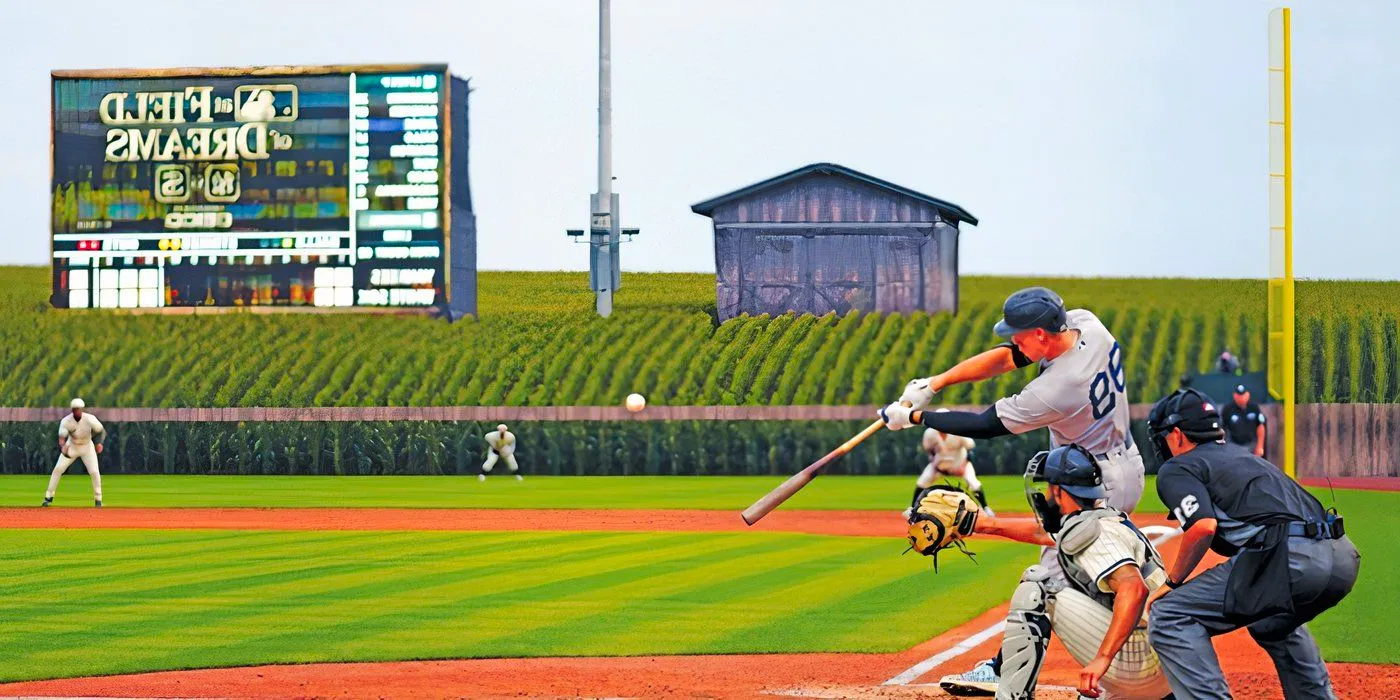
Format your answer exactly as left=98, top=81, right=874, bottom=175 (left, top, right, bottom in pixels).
left=883, top=526, right=1183, bottom=687
left=881, top=620, right=1006, bottom=686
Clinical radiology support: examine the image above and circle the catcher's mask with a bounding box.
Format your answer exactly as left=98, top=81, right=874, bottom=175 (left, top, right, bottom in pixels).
left=1024, top=444, right=1103, bottom=534
left=1146, top=388, right=1225, bottom=462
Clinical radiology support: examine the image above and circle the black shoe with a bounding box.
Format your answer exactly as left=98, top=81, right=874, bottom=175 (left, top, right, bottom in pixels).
left=41, top=497, right=52, bottom=507
left=94, top=500, right=102, bottom=508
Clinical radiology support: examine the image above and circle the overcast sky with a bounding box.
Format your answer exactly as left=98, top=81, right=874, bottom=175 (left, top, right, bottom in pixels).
left=2, top=0, right=1396, bottom=278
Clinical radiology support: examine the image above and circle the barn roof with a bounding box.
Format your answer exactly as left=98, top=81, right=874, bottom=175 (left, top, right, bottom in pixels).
left=690, top=162, right=978, bottom=226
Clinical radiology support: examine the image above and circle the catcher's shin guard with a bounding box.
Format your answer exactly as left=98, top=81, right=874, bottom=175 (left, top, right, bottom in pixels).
left=996, top=566, right=1053, bottom=700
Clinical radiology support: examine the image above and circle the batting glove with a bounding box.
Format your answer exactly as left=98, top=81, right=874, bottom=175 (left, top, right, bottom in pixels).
left=880, top=402, right=918, bottom=431
left=899, top=379, right=937, bottom=411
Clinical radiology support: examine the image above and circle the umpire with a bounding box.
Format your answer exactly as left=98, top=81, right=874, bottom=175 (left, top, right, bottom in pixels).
left=1143, top=388, right=1360, bottom=699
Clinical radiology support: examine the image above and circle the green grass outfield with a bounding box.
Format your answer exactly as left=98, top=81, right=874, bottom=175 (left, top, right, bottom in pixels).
left=3, top=474, right=1129, bottom=513
left=3, top=473, right=1382, bottom=517
left=0, top=477, right=1393, bottom=681
left=0, top=529, right=1031, bottom=682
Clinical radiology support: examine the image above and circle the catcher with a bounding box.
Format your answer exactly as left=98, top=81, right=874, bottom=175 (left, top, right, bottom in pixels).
left=908, top=444, right=1172, bottom=699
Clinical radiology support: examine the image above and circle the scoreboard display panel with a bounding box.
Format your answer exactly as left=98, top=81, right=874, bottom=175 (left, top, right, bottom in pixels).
left=51, top=64, right=472, bottom=312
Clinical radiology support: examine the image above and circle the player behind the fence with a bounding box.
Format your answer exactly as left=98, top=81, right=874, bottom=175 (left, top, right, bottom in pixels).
left=480, top=423, right=521, bottom=481
left=907, top=444, right=1172, bottom=699
left=42, top=398, right=105, bottom=507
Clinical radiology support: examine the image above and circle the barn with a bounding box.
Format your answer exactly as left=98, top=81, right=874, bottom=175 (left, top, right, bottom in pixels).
left=690, top=163, right=977, bottom=322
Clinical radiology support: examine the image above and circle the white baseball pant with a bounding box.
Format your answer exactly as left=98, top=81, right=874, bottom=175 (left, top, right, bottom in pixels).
left=481, top=451, right=519, bottom=473
left=47, top=443, right=102, bottom=500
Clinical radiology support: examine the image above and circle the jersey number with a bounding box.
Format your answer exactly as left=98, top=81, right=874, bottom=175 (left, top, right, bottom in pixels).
left=1089, top=342, right=1126, bottom=420
left=1173, top=494, right=1200, bottom=522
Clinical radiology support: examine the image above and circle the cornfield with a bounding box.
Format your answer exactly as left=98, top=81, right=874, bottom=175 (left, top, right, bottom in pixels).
left=0, top=268, right=1394, bottom=408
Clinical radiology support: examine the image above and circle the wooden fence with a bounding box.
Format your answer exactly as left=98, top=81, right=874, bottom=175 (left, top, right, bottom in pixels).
left=2, top=402, right=1394, bottom=479
left=1297, top=404, right=1400, bottom=479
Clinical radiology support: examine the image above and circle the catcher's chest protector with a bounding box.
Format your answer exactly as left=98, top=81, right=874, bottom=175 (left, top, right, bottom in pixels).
left=1055, top=508, right=1165, bottom=609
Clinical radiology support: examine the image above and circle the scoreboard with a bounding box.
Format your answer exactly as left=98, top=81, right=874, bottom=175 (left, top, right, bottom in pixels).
left=50, top=64, right=476, bottom=314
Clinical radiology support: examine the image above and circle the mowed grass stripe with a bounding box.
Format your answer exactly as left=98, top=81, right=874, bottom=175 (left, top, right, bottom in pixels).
left=0, top=475, right=1161, bottom=513
left=513, top=537, right=1028, bottom=655
left=0, top=529, right=667, bottom=655
left=721, top=543, right=1027, bottom=653
left=146, top=532, right=784, bottom=665
left=307, top=534, right=835, bottom=660
left=0, top=530, right=946, bottom=682
left=0, top=531, right=573, bottom=637
left=453, top=535, right=877, bottom=656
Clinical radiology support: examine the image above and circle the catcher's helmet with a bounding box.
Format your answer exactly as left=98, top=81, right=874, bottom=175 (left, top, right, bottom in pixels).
left=1027, top=444, right=1105, bottom=500
left=994, top=287, right=1068, bottom=338
left=1147, top=388, right=1225, bottom=461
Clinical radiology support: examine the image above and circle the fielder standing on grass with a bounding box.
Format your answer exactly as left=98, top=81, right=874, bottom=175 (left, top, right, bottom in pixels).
left=879, top=286, right=1145, bottom=697
left=912, top=411, right=994, bottom=517
left=480, top=423, right=522, bottom=481
left=42, top=398, right=105, bottom=507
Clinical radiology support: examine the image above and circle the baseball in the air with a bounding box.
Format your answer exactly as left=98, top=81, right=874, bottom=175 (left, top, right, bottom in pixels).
left=625, top=393, right=647, bottom=412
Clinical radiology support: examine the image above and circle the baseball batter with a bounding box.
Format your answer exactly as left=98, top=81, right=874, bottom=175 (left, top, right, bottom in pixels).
left=969, top=445, right=1171, bottom=699
left=480, top=424, right=521, bottom=481
left=914, top=415, right=993, bottom=516
left=42, top=398, right=105, bottom=507
left=880, top=286, right=1145, bottom=696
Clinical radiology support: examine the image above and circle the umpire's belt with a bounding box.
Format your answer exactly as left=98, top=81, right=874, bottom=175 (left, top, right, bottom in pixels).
left=1093, top=432, right=1136, bottom=461
left=1286, top=518, right=1345, bottom=540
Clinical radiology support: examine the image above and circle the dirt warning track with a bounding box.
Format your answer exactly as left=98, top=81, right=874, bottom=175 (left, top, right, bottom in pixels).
left=0, top=507, right=1391, bottom=698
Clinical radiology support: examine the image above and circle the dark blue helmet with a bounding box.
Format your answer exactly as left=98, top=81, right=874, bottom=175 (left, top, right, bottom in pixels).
left=994, top=287, right=1068, bottom=339
left=1027, top=444, right=1105, bottom=500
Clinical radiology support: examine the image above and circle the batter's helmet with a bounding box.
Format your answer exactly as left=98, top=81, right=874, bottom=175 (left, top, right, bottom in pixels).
left=994, top=287, right=1068, bottom=338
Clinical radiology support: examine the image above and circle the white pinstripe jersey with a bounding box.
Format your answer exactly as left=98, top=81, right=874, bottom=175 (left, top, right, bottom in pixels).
left=1054, top=508, right=1166, bottom=608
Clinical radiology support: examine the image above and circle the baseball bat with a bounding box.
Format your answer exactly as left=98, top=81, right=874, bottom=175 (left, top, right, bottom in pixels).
left=741, top=415, right=892, bottom=526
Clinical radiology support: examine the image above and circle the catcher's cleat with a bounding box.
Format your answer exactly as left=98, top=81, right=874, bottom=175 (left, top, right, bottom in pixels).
left=939, top=658, right=999, bottom=696
left=41, top=497, right=52, bottom=507
left=983, top=507, right=997, bottom=517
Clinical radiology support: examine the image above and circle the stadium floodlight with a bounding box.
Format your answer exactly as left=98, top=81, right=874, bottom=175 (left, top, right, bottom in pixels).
left=565, top=0, right=638, bottom=318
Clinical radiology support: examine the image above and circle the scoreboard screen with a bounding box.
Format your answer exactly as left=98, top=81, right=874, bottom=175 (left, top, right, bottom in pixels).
left=51, top=64, right=474, bottom=312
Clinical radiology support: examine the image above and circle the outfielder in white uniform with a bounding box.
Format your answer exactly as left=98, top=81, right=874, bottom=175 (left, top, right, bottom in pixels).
left=913, top=415, right=994, bottom=516
left=971, top=445, right=1170, bottom=699
left=880, top=287, right=1145, bottom=696
left=42, top=398, right=105, bottom=507
left=480, top=424, right=521, bottom=481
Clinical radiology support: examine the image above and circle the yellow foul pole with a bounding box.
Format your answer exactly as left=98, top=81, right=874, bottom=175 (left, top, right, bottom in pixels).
left=1267, top=8, right=1296, bottom=478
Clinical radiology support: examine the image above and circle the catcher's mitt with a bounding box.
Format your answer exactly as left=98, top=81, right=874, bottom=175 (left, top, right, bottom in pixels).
left=906, top=485, right=981, bottom=570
